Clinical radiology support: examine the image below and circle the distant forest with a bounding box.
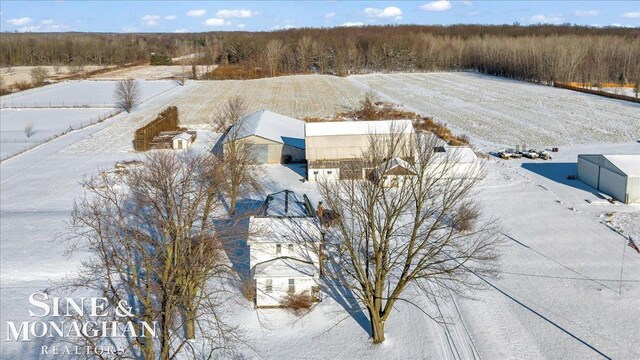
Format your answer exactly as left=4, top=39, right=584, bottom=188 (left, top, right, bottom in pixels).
left=1, top=25, right=639, bottom=84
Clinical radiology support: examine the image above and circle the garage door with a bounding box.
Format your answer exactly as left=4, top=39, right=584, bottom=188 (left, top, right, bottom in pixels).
left=599, top=168, right=626, bottom=202
left=246, top=144, right=268, bottom=164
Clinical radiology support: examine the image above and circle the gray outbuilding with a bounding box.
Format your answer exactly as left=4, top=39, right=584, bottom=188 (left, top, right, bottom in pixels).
left=577, top=154, right=640, bottom=204
left=223, top=110, right=305, bottom=164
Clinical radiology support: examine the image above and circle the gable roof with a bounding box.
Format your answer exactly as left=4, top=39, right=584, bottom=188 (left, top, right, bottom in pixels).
left=305, top=120, right=414, bottom=137
left=173, top=132, right=192, bottom=141
left=373, top=157, right=416, bottom=178
left=256, top=190, right=315, bottom=218
left=431, top=146, right=477, bottom=164
left=225, top=110, right=305, bottom=149
left=253, top=257, right=316, bottom=278
left=248, top=217, right=321, bottom=245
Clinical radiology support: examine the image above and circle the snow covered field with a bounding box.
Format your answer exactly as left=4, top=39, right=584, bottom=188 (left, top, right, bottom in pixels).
left=0, top=80, right=179, bottom=108
left=1, top=73, right=639, bottom=359
left=169, top=75, right=365, bottom=124
left=0, top=65, right=115, bottom=88
left=349, top=73, right=640, bottom=148
left=0, top=108, right=118, bottom=159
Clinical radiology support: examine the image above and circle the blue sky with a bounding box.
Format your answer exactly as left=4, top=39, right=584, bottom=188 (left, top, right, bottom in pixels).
left=1, top=1, right=638, bottom=33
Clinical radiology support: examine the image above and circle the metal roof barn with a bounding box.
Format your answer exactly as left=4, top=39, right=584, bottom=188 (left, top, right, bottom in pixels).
left=577, top=154, right=640, bottom=204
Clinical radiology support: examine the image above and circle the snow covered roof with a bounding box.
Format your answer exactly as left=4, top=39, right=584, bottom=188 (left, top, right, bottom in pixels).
left=373, top=157, right=415, bottom=178
left=173, top=132, right=192, bottom=141
left=224, top=110, right=305, bottom=149
left=253, top=257, right=316, bottom=278
left=305, top=120, right=414, bottom=137
left=431, top=146, right=477, bottom=164
left=579, top=154, right=640, bottom=177
left=256, top=190, right=314, bottom=218
left=603, top=155, right=640, bottom=176
left=248, top=217, right=322, bottom=245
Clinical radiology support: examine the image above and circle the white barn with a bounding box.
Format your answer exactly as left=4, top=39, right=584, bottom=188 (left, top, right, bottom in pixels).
left=305, top=120, right=415, bottom=181
left=248, top=191, right=322, bottom=307
left=577, top=154, right=640, bottom=204
left=223, top=110, right=305, bottom=164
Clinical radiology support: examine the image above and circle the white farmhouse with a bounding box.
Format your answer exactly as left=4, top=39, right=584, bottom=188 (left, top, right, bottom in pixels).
left=248, top=190, right=322, bottom=307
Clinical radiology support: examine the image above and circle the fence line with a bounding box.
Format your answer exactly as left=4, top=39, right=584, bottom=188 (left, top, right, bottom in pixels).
left=0, top=108, right=123, bottom=162
left=1, top=100, right=115, bottom=109
left=553, top=83, right=640, bottom=104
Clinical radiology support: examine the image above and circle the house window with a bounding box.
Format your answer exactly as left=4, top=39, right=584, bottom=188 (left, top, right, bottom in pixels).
left=327, top=171, right=332, bottom=174
left=287, top=244, right=294, bottom=255
left=313, top=171, right=319, bottom=174
left=288, top=279, right=295, bottom=293
left=276, top=244, right=282, bottom=256
left=265, top=279, right=273, bottom=293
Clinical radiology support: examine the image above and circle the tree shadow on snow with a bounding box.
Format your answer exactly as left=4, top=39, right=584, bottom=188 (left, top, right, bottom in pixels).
left=320, top=267, right=372, bottom=336
left=520, top=162, right=601, bottom=197
left=215, top=198, right=264, bottom=279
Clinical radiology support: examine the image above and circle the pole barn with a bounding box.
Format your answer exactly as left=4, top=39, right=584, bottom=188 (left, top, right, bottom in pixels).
left=577, top=154, right=640, bottom=204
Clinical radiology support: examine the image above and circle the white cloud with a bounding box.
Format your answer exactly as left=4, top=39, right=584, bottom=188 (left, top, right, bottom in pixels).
left=18, top=25, right=39, bottom=32
left=174, top=29, right=188, bottom=33
left=341, top=22, right=364, bottom=27
left=272, top=24, right=295, bottom=30
left=8, top=17, right=32, bottom=26
left=216, top=9, right=257, bottom=18
left=165, top=15, right=177, bottom=20
left=205, top=18, right=230, bottom=26
left=621, top=12, right=640, bottom=18
left=365, top=6, right=403, bottom=18
left=325, top=12, right=336, bottom=19
left=530, top=13, right=564, bottom=24
left=141, top=15, right=160, bottom=26
left=187, top=9, right=206, bottom=17
left=237, top=24, right=246, bottom=29
left=40, top=19, right=54, bottom=25
left=420, top=1, right=451, bottom=11
left=574, top=10, right=600, bottom=17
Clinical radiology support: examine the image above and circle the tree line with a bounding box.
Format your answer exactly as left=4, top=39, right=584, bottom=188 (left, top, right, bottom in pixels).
left=2, top=24, right=638, bottom=84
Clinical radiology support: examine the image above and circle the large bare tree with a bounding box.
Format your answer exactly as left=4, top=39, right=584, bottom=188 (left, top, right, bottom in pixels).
left=65, top=152, right=239, bottom=359
left=317, top=129, right=501, bottom=344
left=217, top=98, right=262, bottom=216
left=115, top=78, right=140, bottom=113
left=264, top=39, right=284, bottom=77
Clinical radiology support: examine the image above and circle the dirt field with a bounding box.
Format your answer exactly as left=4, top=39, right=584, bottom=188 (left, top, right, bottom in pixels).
left=349, top=72, right=640, bottom=148
left=92, top=65, right=215, bottom=80
left=0, top=65, right=115, bottom=88
left=169, top=75, right=365, bottom=125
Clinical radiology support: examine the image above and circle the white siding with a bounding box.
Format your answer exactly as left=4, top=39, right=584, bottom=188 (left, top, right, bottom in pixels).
left=627, top=176, right=640, bottom=203
left=307, top=168, right=340, bottom=182
left=255, top=276, right=318, bottom=307
left=250, top=242, right=319, bottom=270
left=577, top=158, right=600, bottom=189
left=599, top=167, right=627, bottom=203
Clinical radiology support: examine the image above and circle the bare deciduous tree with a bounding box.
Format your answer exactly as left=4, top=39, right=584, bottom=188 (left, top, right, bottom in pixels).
left=317, top=129, right=501, bottom=344
left=264, top=39, right=284, bottom=77
left=217, top=96, right=262, bottom=215
left=30, top=66, right=48, bottom=86
left=115, top=78, right=139, bottom=113
left=213, top=95, right=247, bottom=133
left=64, top=152, right=240, bottom=359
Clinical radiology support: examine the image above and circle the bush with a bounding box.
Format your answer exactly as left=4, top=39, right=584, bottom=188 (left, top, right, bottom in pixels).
left=280, top=292, right=313, bottom=315
left=240, top=277, right=256, bottom=303
left=150, top=54, right=173, bottom=65
left=30, top=66, right=49, bottom=86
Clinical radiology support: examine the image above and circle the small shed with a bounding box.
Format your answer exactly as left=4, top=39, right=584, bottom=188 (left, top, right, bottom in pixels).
left=429, top=146, right=479, bottom=178
left=172, top=132, right=193, bottom=150
left=577, top=154, right=640, bottom=203
left=371, top=157, right=416, bottom=187
left=223, top=110, right=305, bottom=164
